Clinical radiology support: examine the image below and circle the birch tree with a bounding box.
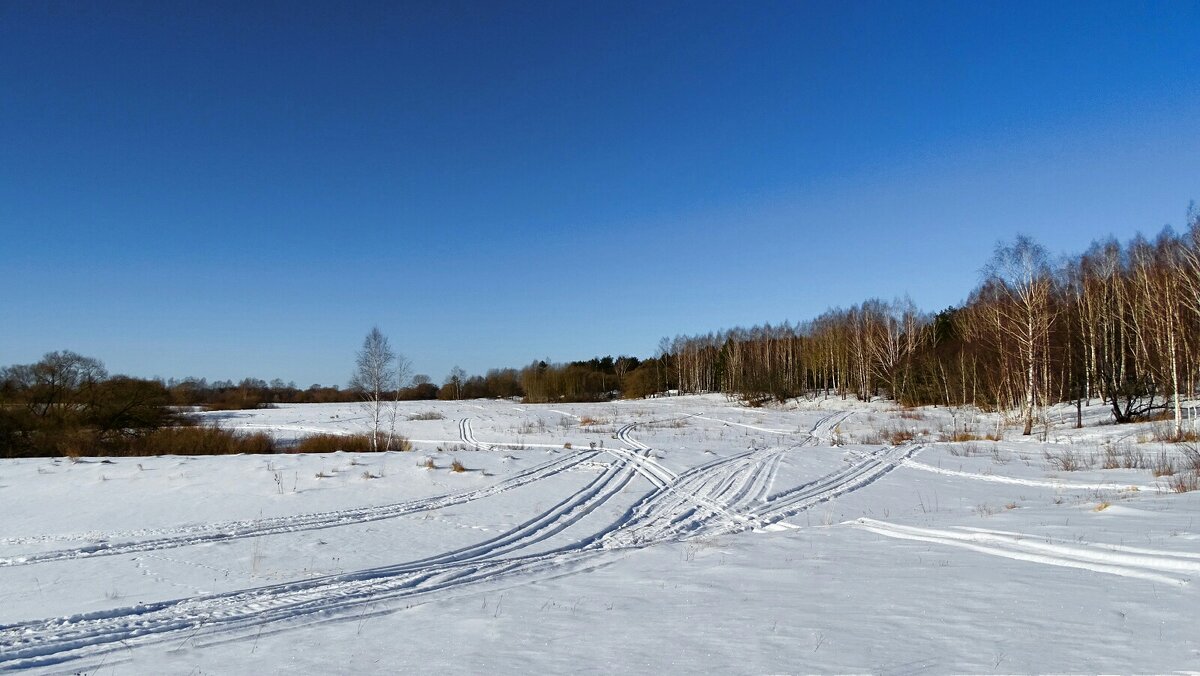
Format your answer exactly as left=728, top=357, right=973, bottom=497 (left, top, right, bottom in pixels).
left=351, top=327, right=409, bottom=451
left=984, top=236, right=1058, bottom=435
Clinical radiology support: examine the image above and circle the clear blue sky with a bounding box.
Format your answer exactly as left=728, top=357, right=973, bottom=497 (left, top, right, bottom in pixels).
left=2, top=1, right=1198, bottom=387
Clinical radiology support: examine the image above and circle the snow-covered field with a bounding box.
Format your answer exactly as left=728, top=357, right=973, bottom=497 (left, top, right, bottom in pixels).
left=2, top=395, right=1198, bottom=673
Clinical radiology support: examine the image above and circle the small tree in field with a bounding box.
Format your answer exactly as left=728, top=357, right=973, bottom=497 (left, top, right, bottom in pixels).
left=351, top=327, right=411, bottom=451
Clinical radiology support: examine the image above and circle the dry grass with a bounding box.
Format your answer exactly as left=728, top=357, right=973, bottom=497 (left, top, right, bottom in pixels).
left=1150, top=422, right=1200, bottom=443
left=563, top=442, right=572, bottom=449
left=1093, top=501, right=1111, bottom=511
left=578, top=416, right=605, bottom=427
left=939, top=431, right=983, bottom=442
left=296, top=433, right=372, bottom=453
left=450, top=459, right=467, bottom=473
left=407, top=411, right=445, bottom=421
left=860, top=426, right=916, bottom=445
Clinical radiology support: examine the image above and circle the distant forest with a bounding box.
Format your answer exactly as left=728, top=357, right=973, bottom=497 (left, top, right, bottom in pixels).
left=4, top=206, right=1199, bottom=457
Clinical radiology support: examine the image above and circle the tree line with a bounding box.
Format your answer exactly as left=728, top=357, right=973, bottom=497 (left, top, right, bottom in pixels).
left=6, top=204, right=1197, bottom=457
left=654, top=208, right=1200, bottom=438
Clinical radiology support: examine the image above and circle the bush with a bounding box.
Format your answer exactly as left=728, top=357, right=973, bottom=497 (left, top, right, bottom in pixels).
left=125, top=426, right=277, bottom=456
left=1044, top=448, right=1093, bottom=472
left=1151, top=422, right=1200, bottom=443
left=1151, top=450, right=1176, bottom=477
left=939, top=431, right=982, bottom=442
left=295, top=433, right=410, bottom=453
left=296, top=433, right=374, bottom=453
left=1168, top=472, right=1198, bottom=493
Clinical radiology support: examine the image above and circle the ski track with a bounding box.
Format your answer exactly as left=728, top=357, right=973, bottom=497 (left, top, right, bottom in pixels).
left=0, top=409, right=923, bottom=669
left=0, top=449, right=599, bottom=569
left=458, top=418, right=492, bottom=451
left=849, top=518, right=1195, bottom=586
left=901, top=459, right=1168, bottom=493
left=1, top=416, right=586, bottom=562
left=689, top=415, right=791, bottom=435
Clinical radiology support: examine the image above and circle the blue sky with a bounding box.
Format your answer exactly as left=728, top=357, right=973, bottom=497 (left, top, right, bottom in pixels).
left=2, top=1, right=1198, bottom=386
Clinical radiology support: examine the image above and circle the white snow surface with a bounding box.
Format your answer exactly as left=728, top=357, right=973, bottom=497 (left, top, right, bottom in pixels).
left=2, top=395, right=1198, bottom=673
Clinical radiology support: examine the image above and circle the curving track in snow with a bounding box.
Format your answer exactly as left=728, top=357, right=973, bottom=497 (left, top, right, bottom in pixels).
left=0, top=408, right=912, bottom=670
left=849, top=518, right=1197, bottom=586
left=0, top=449, right=599, bottom=569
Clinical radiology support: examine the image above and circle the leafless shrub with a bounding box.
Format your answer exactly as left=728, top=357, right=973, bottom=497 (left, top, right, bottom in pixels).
left=1101, top=446, right=1121, bottom=470
left=948, top=442, right=981, bottom=457
left=858, top=430, right=885, bottom=445
left=1181, top=445, right=1200, bottom=472
left=407, top=411, right=445, bottom=421
left=1044, top=448, right=1093, bottom=472
left=1168, top=472, right=1198, bottom=493
left=974, top=503, right=997, bottom=517
left=517, top=419, right=547, bottom=435
left=990, top=445, right=1010, bottom=464
left=1120, top=445, right=1147, bottom=469
left=1151, top=450, right=1176, bottom=477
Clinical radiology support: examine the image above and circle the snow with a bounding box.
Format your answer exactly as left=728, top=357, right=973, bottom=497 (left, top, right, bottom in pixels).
left=2, top=395, right=1198, bottom=672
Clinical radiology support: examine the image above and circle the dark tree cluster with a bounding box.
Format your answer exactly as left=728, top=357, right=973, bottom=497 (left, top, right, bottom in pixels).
left=1, top=351, right=180, bottom=457
left=163, top=377, right=361, bottom=409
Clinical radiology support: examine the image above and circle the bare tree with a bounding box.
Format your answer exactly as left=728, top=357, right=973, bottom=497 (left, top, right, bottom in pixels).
left=351, top=327, right=410, bottom=451
left=984, top=236, right=1058, bottom=435
left=446, top=366, right=467, bottom=400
